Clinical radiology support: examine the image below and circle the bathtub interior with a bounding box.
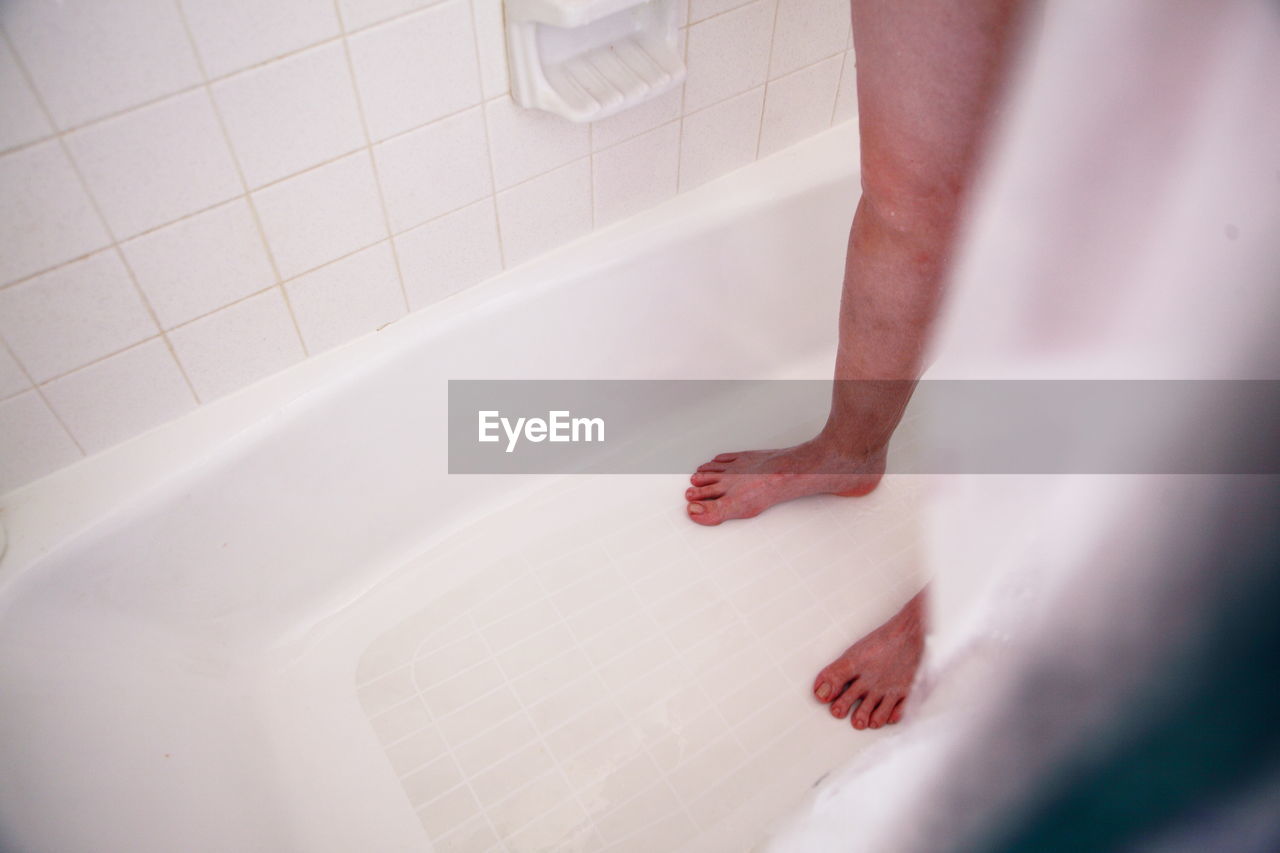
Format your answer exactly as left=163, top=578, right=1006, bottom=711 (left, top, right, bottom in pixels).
left=288, top=457, right=925, bottom=853
left=0, top=123, right=931, bottom=853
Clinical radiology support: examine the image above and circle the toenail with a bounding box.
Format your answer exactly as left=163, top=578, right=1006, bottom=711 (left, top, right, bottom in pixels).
left=816, top=683, right=830, bottom=700
left=688, top=503, right=704, bottom=514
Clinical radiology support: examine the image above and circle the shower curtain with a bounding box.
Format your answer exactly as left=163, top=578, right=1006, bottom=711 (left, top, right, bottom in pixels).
left=765, top=0, right=1280, bottom=850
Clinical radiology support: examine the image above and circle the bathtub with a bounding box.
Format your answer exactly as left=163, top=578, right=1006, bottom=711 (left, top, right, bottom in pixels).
left=0, top=122, right=924, bottom=853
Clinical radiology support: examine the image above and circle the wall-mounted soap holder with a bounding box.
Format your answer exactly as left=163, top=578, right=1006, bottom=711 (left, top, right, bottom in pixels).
left=506, top=0, right=686, bottom=122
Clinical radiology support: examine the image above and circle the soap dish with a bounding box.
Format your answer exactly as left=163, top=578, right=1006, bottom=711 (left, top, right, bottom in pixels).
left=506, top=0, right=686, bottom=122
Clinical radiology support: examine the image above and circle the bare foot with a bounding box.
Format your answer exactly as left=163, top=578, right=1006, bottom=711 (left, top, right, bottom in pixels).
left=684, top=437, right=886, bottom=525
left=813, top=591, right=925, bottom=730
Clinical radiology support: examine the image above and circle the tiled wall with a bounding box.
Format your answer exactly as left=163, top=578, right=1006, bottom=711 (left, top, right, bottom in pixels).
left=0, top=0, right=856, bottom=493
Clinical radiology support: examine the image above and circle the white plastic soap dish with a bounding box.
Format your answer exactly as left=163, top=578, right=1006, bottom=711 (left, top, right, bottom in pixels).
left=505, top=0, right=686, bottom=122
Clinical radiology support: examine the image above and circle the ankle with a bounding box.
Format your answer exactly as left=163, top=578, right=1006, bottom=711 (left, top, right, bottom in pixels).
left=811, top=426, right=890, bottom=464
left=888, top=591, right=927, bottom=639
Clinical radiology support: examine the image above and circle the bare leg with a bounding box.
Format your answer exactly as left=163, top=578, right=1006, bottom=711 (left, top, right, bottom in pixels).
left=685, top=0, right=1024, bottom=526
left=810, top=0, right=1025, bottom=729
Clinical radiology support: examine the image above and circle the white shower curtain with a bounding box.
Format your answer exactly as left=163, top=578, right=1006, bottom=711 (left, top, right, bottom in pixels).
left=765, top=0, right=1280, bottom=849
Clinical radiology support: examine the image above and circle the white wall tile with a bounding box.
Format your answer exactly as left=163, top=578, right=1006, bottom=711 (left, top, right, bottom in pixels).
left=0, top=141, right=111, bottom=286
left=43, top=339, right=196, bottom=453
left=347, top=2, right=482, bottom=142
left=0, top=250, right=157, bottom=383
left=337, top=0, right=435, bottom=32
left=67, top=91, right=242, bottom=238
left=485, top=96, right=590, bottom=190
left=0, top=0, right=858, bottom=482
left=121, top=199, right=277, bottom=329
left=0, top=345, right=31, bottom=401
left=592, top=85, right=683, bottom=152
left=689, top=0, right=753, bottom=23
left=212, top=42, right=365, bottom=188
left=169, top=288, right=304, bottom=400
left=769, top=0, right=849, bottom=79
left=0, top=37, right=52, bottom=152
left=679, top=87, right=764, bottom=190
left=373, top=107, right=492, bottom=233
left=683, top=0, right=775, bottom=113
left=181, top=0, right=341, bottom=79
left=0, top=391, right=82, bottom=492
left=759, top=54, right=843, bottom=157
left=496, top=158, right=592, bottom=267
left=834, top=50, right=857, bottom=123
left=3, top=0, right=200, bottom=129
left=395, top=200, right=502, bottom=310
left=472, top=0, right=509, bottom=99
left=593, top=122, right=680, bottom=227
left=253, top=152, right=387, bottom=279
left=285, top=242, right=406, bottom=353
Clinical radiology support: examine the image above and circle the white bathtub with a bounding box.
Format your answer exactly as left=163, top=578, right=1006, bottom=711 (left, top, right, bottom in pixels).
left=0, top=122, right=925, bottom=853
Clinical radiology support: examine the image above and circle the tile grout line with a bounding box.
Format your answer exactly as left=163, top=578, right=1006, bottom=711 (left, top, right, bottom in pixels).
left=171, top=0, right=313, bottom=361
left=670, top=25, right=691, bottom=192
left=5, top=173, right=461, bottom=397
left=392, top=560, right=587, bottom=846
left=403, top=652, right=513, bottom=853
left=1, top=0, right=763, bottom=160
left=112, top=245, right=205, bottom=404
left=593, top=527, right=716, bottom=838
left=525, top=534, right=722, bottom=843
left=0, top=48, right=842, bottom=296
left=466, top=605, right=595, bottom=851
left=1, top=24, right=202, bottom=411
left=334, top=0, right=413, bottom=316
left=754, top=0, right=784, bottom=160
left=399, top=545, right=656, bottom=845
left=0, top=0, right=457, bottom=150
left=0, top=330, right=86, bottom=456
left=468, top=0, right=510, bottom=270
left=829, top=49, right=850, bottom=128
left=396, top=608, right=511, bottom=851
left=675, top=21, right=691, bottom=193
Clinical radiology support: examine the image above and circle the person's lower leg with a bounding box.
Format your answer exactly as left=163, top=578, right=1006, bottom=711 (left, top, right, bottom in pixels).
left=812, top=0, right=1026, bottom=730
left=685, top=0, right=1024, bottom=526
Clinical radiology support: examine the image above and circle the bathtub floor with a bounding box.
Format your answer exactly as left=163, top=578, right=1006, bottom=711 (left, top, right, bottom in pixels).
left=351, top=465, right=926, bottom=852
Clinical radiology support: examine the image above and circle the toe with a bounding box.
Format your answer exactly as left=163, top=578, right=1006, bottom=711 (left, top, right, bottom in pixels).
left=869, top=695, right=897, bottom=729
left=685, top=484, right=726, bottom=501
left=696, top=462, right=728, bottom=473
left=713, top=453, right=739, bottom=462
left=686, top=501, right=725, bottom=525
left=851, top=694, right=879, bottom=730
left=829, top=683, right=862, bottom=719
left=813, top=659, right=855, bottom=704
left=689, top=471, right=722, bottom=486
left=889, top=701, right=906, bottom=725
